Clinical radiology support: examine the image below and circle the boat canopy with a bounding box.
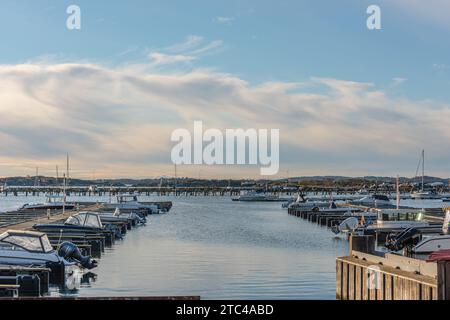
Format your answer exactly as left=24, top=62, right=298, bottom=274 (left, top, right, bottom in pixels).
left=44, top=194, right=66, bottom=202
left=0, top=230, right=53, bottom=253
left=377, top=209, right=425, bottom=222
left=65, top=212, right=103, bottom=228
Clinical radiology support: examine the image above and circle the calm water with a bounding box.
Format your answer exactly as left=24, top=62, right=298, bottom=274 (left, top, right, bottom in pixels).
left=0, top=194, right=443, bottom=299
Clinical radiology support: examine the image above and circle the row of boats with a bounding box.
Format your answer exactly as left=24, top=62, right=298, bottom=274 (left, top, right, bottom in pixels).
left=234, top=190, right=450, bottom=203
left=0, top=194, right=170, bottom=296
left=285, top=194, right=450, bottom=255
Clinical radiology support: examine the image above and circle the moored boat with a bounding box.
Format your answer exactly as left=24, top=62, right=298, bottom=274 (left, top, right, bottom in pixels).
left=20, top=194, right=75, bottom=211
left=0, top=230, right=97, bottom=270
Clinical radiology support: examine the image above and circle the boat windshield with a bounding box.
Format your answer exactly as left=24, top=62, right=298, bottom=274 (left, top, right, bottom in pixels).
left=45, top=195, right=65, bottom=203
left=379, top=210, right=424, bottom=221
left=65, top=213, right=102, bottom=228
left=0, top=232, right=52, bottom=253
left=41, top=235, right=54, bottom=252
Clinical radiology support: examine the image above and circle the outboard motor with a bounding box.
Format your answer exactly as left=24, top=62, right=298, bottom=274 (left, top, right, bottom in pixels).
left=58, top=242, right=98, bottom=269
left=385, top=227, right=421, bottom=252
left=105, top=224, right=124, bottom=239
left=135, top=214, right=146, bottom=225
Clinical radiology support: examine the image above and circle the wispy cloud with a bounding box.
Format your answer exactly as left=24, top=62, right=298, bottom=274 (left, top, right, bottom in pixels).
left=148, top=52, right=196, bottom=65
left=188, top=40, right=224, bottom=55
left=391, top=77, right=408, bottom=87
left=214, top=16, right=234, bottom=25
left=1, top=62, right=450, bottom=178
left=164, top=35, right=204, bottom=53
left=147, top=35, right=224, bottom=67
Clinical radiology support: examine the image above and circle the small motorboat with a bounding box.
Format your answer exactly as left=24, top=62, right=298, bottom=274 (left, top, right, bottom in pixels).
left=286, top=194, right=331, bottom=210
left=33, top=211, right=123, bottom=240
left=96, top=208, right=146, bottom=226
left=0, top=230, right=96, bottom=270
left=33, top=212, right=105, bottom=234
left=20, top=195, right=75, bottom=211
left=103, top=195, right=160, bottom=214
left=351, top=194, right=391, bottom=207
left=410, top=191, right=440, bottom=200
left=232, top=191, right=281, bottom=202
left=385, top=207, right=450, bottom=253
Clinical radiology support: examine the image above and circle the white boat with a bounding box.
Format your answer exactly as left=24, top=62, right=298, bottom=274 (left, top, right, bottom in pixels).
left=410, top=150, right=441, bottom=199
left=285, top=194, right=328, bottom=209
left=232, top=191, right=281, bottom=202
left=352, top=194, right=391, bottom=207
left=413, top=234, right=450, bottom=253
left=97, top=208, right=146, bottom=225
left=103, top=195, right=160, bottom=214
left=361, top=209, right=429, bottom=234
left=410, top=191, right=440, bottom=200
left=412, top=207, right=450, bottom=253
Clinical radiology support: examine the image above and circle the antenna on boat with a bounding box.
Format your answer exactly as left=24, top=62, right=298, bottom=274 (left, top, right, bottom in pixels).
left=55, top=165, right=59, bottom=185
left=396, top=175, right=400, bottom=209
left=66, top=152, right=70, bottom=187
left=34, top=167, right=39, bottom=187
left=174, top=164, right=177, bottom=189
left=62, top=173, right=66, bottom=216
left=421, top=149, right=425, bottom=192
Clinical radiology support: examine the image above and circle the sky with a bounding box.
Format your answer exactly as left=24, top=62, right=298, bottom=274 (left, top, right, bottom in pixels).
left=0, top=0, right=450, bottom=179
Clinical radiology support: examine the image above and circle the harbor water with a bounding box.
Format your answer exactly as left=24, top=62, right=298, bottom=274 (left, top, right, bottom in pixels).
left=0, top=195, right=348, bottom=299
left=0, top=195, right=443, bottom=299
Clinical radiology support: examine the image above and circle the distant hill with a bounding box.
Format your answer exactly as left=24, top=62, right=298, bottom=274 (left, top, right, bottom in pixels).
left=0, top=175, right=448, bottom=187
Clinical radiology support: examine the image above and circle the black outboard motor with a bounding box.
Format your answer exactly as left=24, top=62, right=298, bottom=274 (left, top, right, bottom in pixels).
left=136, top=215, right=146, bottom=225
left=385, top=227, right=421, bottom=252
left=105, top=224, right=124, bottom=239
left=58, top=242, right=98, bottom=269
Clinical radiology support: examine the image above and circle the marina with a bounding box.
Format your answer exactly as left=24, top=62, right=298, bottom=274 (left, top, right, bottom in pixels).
left=0, top=194, right=349, bottom=299
left=1, top=187, right=450, bottom=300
left=0, top=194, right=173, bottom=297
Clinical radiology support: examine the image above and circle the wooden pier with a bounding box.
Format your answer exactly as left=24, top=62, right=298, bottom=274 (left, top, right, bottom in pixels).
left=336, top=235, right=450, bottom=300
left=336, top=251, right=438, bottom=300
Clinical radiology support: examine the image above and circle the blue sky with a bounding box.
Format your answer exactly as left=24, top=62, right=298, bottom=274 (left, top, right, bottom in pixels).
left=0, top=0, right=450, bottom=178
left=1, top=0, right=449, bottom=99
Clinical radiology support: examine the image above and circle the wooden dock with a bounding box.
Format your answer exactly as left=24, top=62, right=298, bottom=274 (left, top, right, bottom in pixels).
left=337, top=251, right=438, bottom=300
left=0, top=200, right=173, bottom=298
left=336, top=235, right=450, bottom=300
left=0, top=205, right=100, bottom=234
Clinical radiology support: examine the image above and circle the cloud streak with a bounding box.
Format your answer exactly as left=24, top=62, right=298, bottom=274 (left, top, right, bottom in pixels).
left=0, top=62, right=449, bottom=178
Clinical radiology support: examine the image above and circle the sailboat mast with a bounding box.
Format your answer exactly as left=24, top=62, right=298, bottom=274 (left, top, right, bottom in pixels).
left=66, top=153, right=70, bottom=187
left=422, top=149, right=425, bottom=192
